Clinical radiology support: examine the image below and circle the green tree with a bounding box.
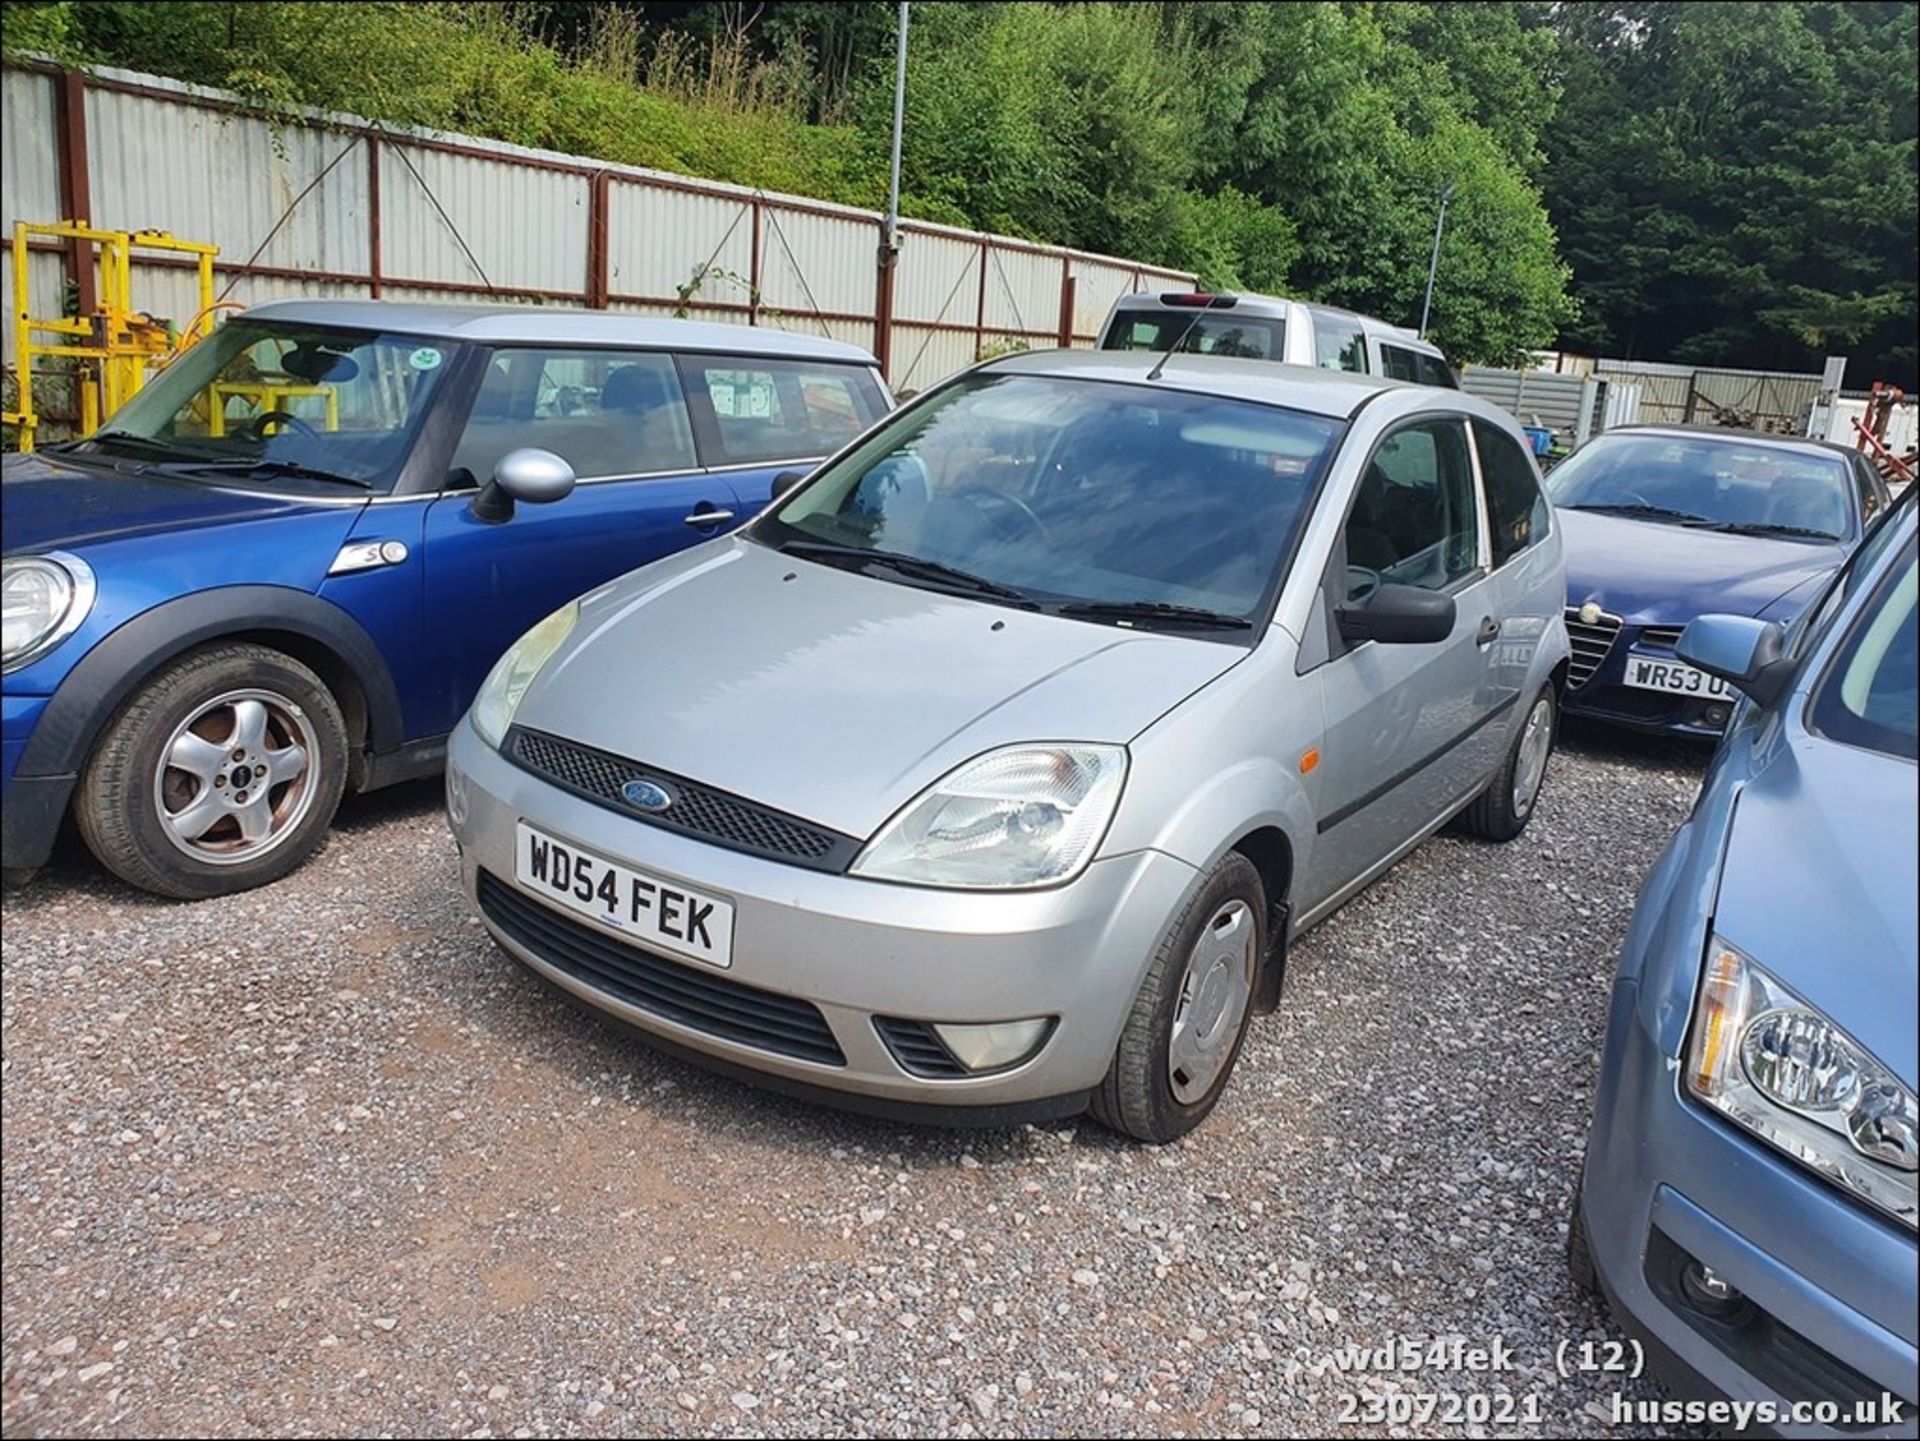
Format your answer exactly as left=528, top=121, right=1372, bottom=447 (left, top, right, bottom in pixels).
left=1544, top=1, right=1918, bottom=386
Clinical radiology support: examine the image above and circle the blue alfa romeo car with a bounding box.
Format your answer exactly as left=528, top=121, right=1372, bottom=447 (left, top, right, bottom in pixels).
left=1547, top=426, right=1892, bottom=737
left=2, top=302, right=889, bottom=897
left=1573, top=489, right=1916, bottom=1433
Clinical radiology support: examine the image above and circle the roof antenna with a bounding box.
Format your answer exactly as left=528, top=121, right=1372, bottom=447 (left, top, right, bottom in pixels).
left=1145, top=297, right=1217, bottom=382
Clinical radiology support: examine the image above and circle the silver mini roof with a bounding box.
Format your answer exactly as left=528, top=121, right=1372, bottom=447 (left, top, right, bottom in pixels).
left=239, top=300, right=880, bottom=364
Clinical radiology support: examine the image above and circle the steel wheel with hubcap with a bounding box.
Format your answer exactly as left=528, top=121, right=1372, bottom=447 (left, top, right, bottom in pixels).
left=1092, top=853, right=1269, bottom=1143
left=1167, top=898, right=1258, bottom=1105
left=76, top=643, right=349, bottom=899
left=1459, top=684, right=1558, bottom=842
left=1511, top=694, right=1554, bottom=820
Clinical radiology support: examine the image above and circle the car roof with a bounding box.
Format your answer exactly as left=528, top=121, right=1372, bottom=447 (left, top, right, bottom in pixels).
left=238, top=300, right=881, bottom=364
left=1105, top=291, right=1444, bottom=356
left=1601, top=423, right=1862, bottom=460
left=977, top=347, right=1485, bottom=421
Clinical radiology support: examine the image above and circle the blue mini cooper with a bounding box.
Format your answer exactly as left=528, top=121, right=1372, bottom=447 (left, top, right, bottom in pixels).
left=2, top=302, right=890, bottom=897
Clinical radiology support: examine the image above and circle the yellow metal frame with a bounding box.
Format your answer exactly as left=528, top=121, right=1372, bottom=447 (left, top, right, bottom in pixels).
left=206, top=382, right=339, bottom=437
left=5, top=222, right=220, bottom=452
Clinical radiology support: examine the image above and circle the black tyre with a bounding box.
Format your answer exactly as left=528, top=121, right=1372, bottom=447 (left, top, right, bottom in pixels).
left=74, top=643, right=348, bottom=899
left=1458, top=685, right=1556, bottom=841
left=1090, top=853, right=1267, bottom=1143
left=1567, top=1190, right=1601, bottom=1299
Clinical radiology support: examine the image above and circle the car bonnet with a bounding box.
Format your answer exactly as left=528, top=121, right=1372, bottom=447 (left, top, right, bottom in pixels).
left=1713, top=731, right=1918, bottom=1091
left=511, top=538, right=1248, bottom=841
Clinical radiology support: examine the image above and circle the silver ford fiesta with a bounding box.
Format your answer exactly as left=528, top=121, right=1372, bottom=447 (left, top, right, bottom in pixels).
left=445, top=349, right=1570, bottom=1140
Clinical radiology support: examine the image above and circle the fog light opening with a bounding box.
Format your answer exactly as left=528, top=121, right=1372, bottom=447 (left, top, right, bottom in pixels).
left=930, top=1017, right=1053, bottom=1073
left=1702, top=702, right=1732, bottom=730
left=1680, top=1261, right=1745, bottom=1316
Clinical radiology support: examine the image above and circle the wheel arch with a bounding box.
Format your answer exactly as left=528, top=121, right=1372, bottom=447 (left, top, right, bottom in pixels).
left=18, top=585, right=406, bottom=791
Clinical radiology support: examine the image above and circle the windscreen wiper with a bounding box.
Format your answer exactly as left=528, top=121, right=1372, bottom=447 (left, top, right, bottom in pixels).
left=1052, top=599, right=1253, bottom=632
left=779, top=539, right=1038, bottom=606
left=165, top=458, right=372, bottom=490
left=50, top=430, right=229, bottom=464
left=1723, top=522, right=1839, bottom=541
left=1566, top=502, right=1726, bottom=528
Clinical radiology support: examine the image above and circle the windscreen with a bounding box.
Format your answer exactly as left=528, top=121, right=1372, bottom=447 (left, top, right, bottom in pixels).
left=63, top=319, right=457, bottom=492
left=757, top=373, right=1345, bottom=630
left=1546, top=433, right=1852, bottom=540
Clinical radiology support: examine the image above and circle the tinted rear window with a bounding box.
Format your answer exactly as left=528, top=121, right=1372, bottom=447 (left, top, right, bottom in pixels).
left=1102, top=312, right=1286, bottom=361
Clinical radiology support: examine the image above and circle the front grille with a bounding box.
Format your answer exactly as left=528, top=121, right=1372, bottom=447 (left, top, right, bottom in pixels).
left=1637, top=623, right=1687, bottom=651
left=507, top=727, right=859, bottom=873
left=478, top=870, right=845, bottom=1066
left=1564, top=606, right=1624, bottom=689
left=874, top=1018, right=970, bottom=1078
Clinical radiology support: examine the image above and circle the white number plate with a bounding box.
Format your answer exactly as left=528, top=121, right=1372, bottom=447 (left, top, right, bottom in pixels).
left=514, top=822, right=734, bottom=969
left=1624, top=655, right=1733, bottom=699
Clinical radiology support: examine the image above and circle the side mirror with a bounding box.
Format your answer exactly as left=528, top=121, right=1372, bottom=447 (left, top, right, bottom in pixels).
left=1676, top=614, right=1792, bottom=704
left=472, top=448, right=575, bottom=524
left=770, top=469, right=808, bottom=503
left=1335, top=583, right=1457, bottom=645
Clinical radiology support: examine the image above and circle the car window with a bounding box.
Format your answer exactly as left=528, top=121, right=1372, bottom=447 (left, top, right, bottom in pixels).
left=1471, top=419, right=1550, bottom=567
left=762, top=373, right=1345, bottom=626
left=75, top=319, right=455, bottom=491
left=1545, top=433, right=1852, bottom=540
left=1100, top=312, right=1286, bottom=360
left=1379, top=344, right=1423, bottom=383
left=1345, top=419, right=1480, bottom=597
left=682, top=356, right=886, bottom=465
left=1309, top=311, right=1367, bottom=373
left=449, top=348, right=696, bottom=486
left=1415, top=352, right=1459, bottom=389
left=1809, top=541, right=1917, bottom=759
left=1853, top=457, right=1885, bottom=522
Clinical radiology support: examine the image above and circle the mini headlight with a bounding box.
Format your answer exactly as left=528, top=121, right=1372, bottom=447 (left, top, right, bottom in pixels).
left=2, top=553, right=95, bottom=673
left=469, top=600, right=579, bottom=749
left=851, top=744, right=1127, bottom=889
left=1686, top=936, right=1917, bottom=1228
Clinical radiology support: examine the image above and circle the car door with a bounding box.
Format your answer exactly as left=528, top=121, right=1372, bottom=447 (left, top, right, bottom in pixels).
left=1468, top=416, right=1559, bottom=719
left=678, top=353, right=889, bottom=517
left=419, top=346, right=742, bottom=734
left=1301, top=415, right=1504, bottom=908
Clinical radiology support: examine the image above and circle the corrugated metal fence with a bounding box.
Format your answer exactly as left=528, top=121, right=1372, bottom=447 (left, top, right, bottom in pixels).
left=1457, top=366, right=1641, bottom=447
left=1, top=58, right=1194, bottom=416
left=1587, top=358, right=1824, bottom=432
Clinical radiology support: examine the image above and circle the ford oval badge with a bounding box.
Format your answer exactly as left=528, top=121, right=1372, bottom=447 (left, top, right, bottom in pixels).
left=622, top=778, right=674, bottom=813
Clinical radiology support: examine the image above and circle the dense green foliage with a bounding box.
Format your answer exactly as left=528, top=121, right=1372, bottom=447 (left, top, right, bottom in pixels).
left=1544, top=2, right=1917, bottom=387
left=5, top=1, right=1915, bottom=378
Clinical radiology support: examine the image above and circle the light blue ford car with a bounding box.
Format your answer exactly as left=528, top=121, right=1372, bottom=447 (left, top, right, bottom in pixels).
left=1572, top=489, right=1917, bottom=1434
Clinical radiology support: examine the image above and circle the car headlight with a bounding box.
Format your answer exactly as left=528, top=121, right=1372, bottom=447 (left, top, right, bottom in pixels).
left=2, top=553, right=96, bottom=674
left=1686, top=936, right=1917, bottom=1228
left=469, top=600, right=579, bottom=749
left=851, top=743, right=1127, bottom=889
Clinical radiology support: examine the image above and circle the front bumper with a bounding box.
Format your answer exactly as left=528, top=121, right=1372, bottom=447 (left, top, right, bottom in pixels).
left=446, top=719, right=1198, bottom=1114
left=1, top=691, right=68, bottom=871
left=1562, top=679, right=1734, bottom=737
left=1581, top=980, right=1919, bottom=1437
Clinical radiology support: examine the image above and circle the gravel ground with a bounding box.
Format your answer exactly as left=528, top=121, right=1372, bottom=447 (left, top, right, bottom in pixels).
left=3, top=721, right=1707, bottom=1439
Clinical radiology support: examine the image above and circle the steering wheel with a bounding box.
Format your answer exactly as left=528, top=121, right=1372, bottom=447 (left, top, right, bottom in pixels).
left=1608, top=487, right=1657, bottom=510
left=950, top=486, right=1053, bottom=546
left=250, top=410, right=321, bottom=440
left=1345, top=565, right=1382, bottom=602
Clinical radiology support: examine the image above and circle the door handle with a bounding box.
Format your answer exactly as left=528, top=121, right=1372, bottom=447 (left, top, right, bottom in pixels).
left=683, top=506, right=736, bottom=528
left=1477, top=616, right=1501, bottom=647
